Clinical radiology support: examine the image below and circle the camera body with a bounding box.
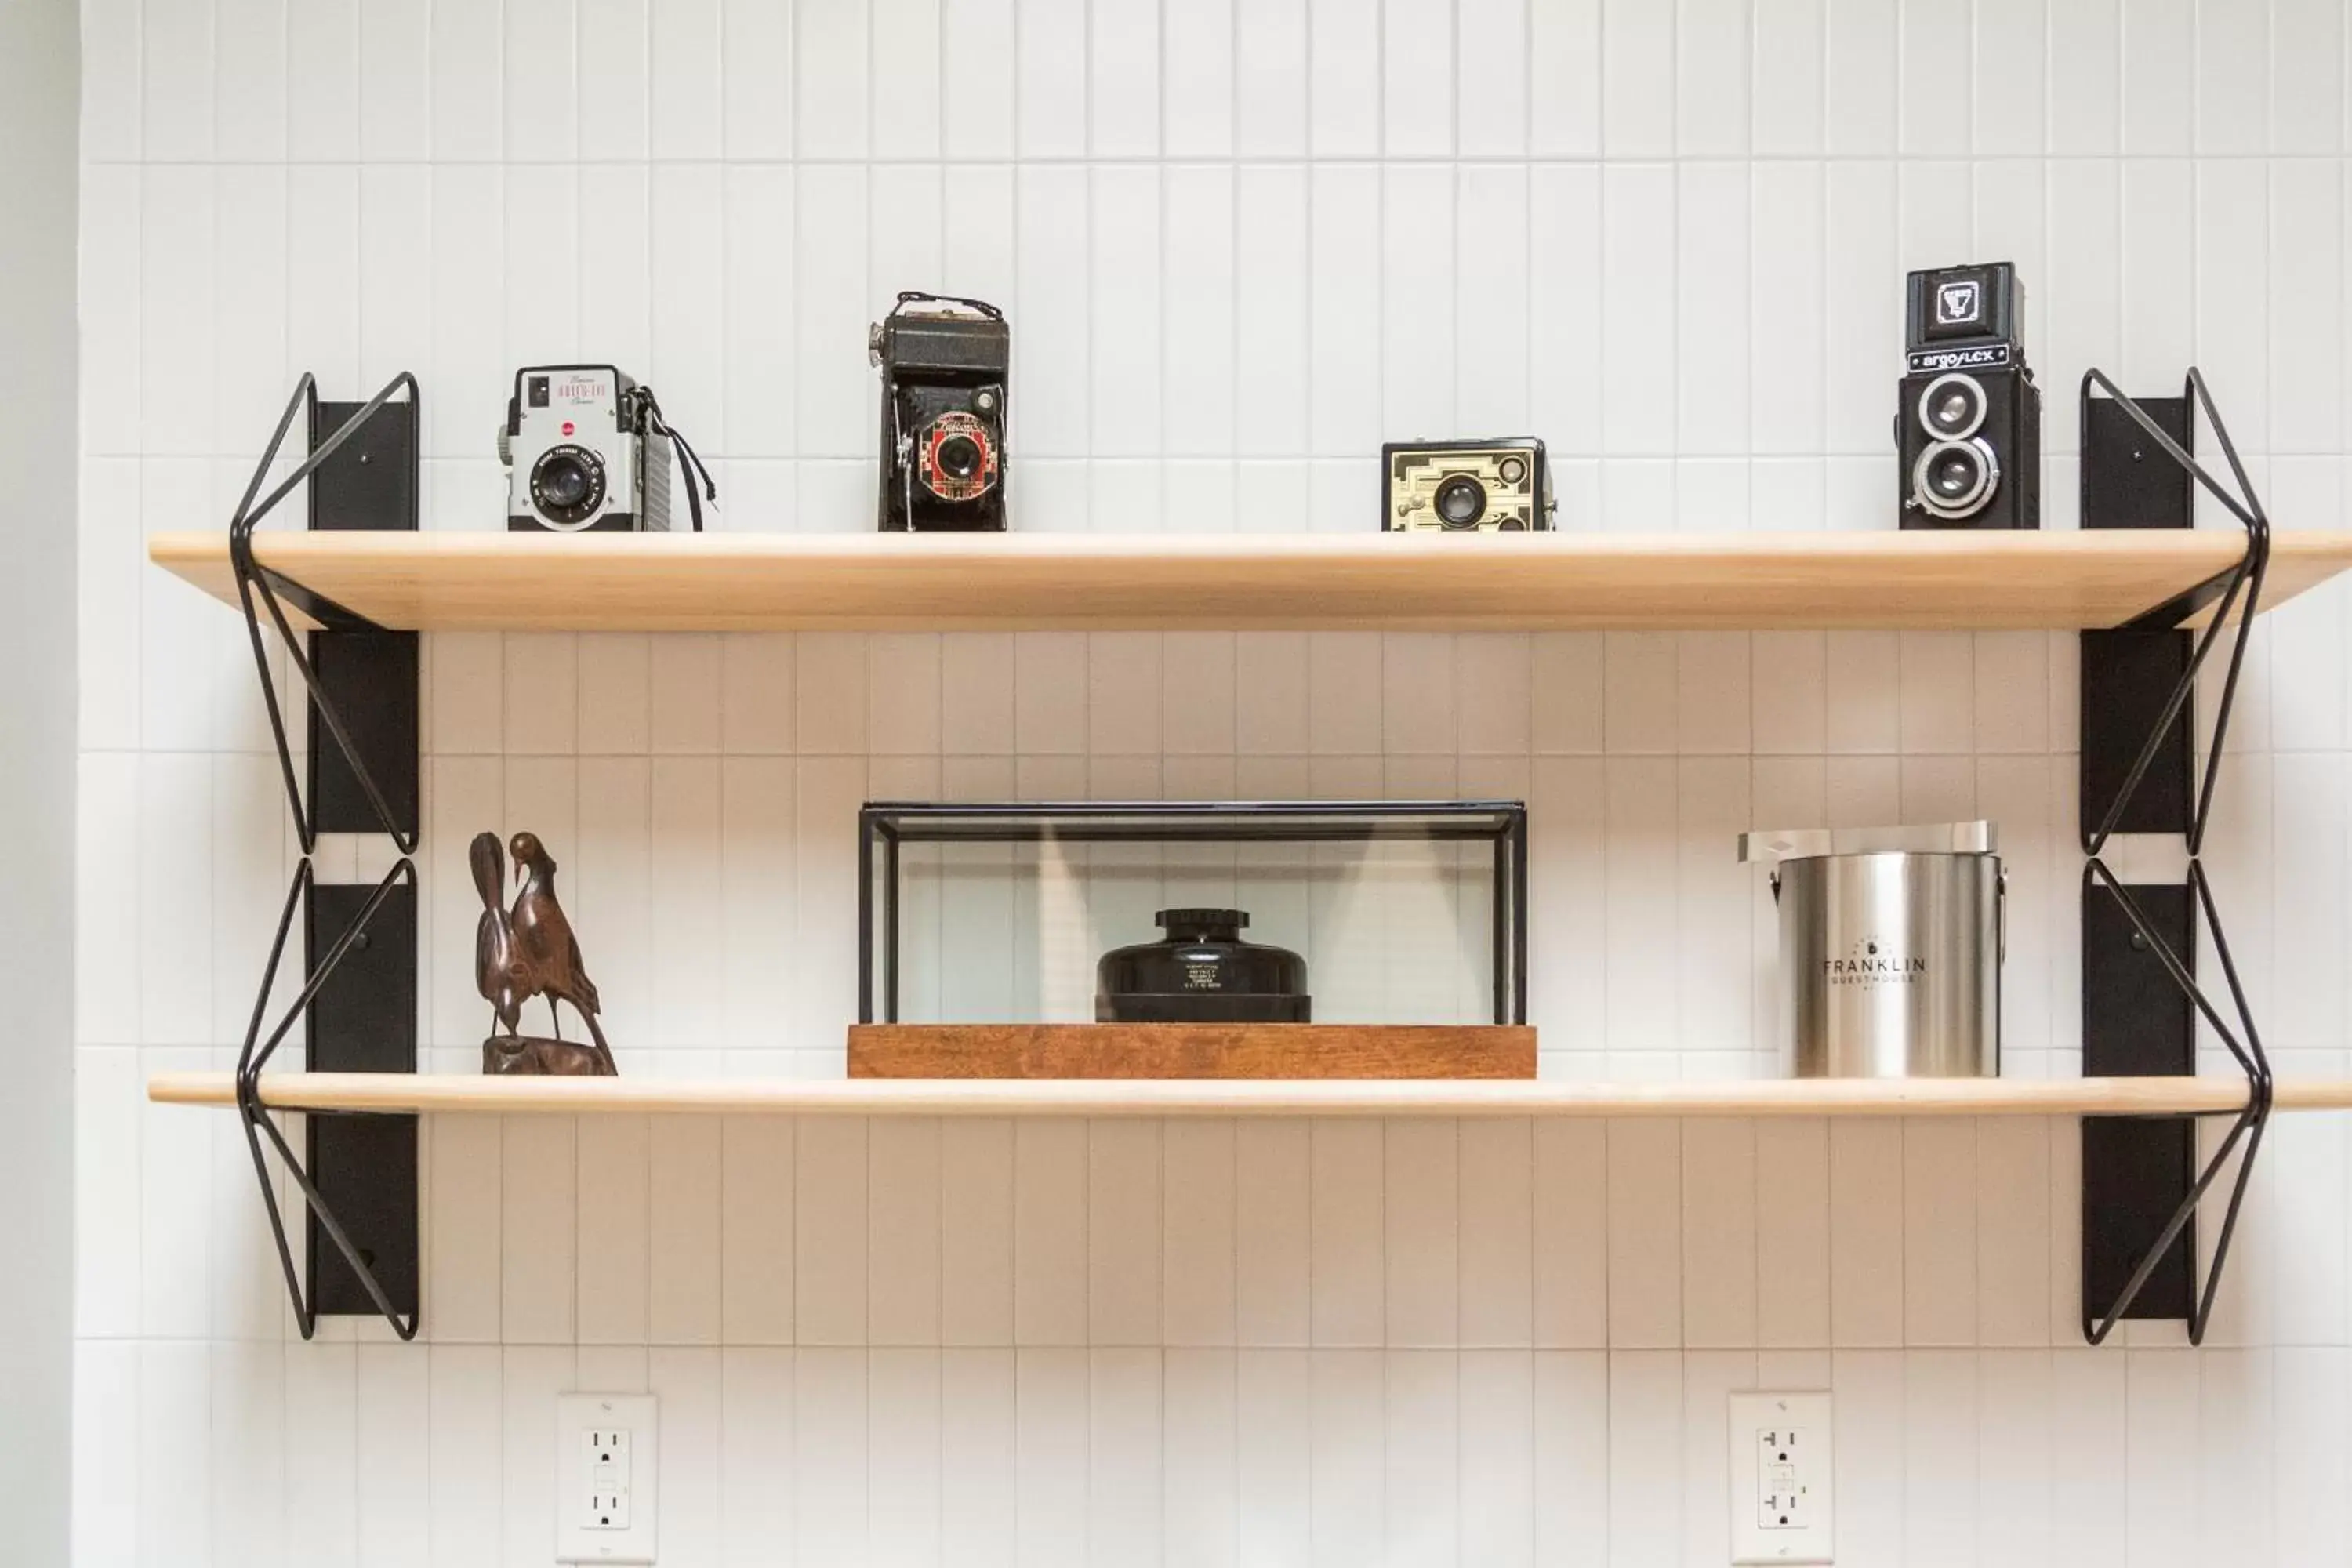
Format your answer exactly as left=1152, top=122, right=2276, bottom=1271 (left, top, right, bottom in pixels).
left=871, top=294, right=1010, bottom=532
left=1896, top=262, right=2041, bottom=531
left=499, top=365, right=671, bottom=532
left=1381, top=438, right=1555, bottom=532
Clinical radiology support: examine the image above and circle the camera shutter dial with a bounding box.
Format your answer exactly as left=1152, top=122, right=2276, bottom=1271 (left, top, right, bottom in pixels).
left=916, top=411, right=1000, bottom=503
left=1911, top=437, right=2000, bottom=521
left=1434, top=474, right=1489, bottom=529
left=1917, top=372, right=1989, bottom=440
left=529, top=444, right=609, bottom=529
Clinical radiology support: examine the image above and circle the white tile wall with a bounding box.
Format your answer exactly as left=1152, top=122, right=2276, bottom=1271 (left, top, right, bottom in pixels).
left=72, top=0, right=2352, bottom=1563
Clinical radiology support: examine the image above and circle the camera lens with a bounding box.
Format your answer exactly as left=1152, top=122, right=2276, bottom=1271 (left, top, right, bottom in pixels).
left=1911, top=437, right=1998, bottom=521
left=1917, top=372, right=1987, bottom=439
left=1435, top=474, right=1487, bottom=529
left=540, top=456, right=590, bottom=508
left=528, top=444, right=608, bottom=528
left=938, top=434, right=982, bottom=481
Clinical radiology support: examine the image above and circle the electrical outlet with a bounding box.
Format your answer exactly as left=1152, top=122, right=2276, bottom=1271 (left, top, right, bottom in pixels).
left=556, top=1394, right=658, bottom=1563
left=1727, top=1391, right=1833, bottom=1564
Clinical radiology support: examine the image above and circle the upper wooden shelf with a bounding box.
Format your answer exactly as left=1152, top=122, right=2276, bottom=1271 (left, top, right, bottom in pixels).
left=147, top=528, right=2352, bottom=633
left=147, top=1070, right=2352, bottom=1120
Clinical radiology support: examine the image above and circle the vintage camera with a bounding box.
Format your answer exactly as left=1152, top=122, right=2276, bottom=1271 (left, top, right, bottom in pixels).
left=1896, top=263, right=2040, bottom=530
left=499, top=366, right=715, bottom=533
left=1381, top=438, right=1555, bottom=532
left=870, top=292, right=1010, bottom=532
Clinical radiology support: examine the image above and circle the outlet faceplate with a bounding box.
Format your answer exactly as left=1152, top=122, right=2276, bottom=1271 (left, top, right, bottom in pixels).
left=556, top=1393, right=659, bottom=1563
left=1727, top=1391, right=1833, bottom=1564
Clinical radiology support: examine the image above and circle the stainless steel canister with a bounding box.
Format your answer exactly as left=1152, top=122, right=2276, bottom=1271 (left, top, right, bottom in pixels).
left=1737, top=822, right=2005, bottom=1078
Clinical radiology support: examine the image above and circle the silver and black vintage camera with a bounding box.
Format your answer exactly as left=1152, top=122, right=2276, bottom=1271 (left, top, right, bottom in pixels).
left=1381, top=438, right=1555, bottom=532
left=870, top=292, right=1010, bottom=532
left=1896, top=262, right=2040, bottom=530
left=499, top=365, right=715, bottom=533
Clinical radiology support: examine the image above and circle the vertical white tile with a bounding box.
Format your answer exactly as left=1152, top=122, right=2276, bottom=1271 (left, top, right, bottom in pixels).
left=719, top=1348, right=794, bottom=1561
left=1310, top=1122, right=1384, bottom=1346
left=1903, top=1118, right=1977, bottom=1346
left=1087, top=1120, right=1162, bottom=1345
left=577, top=0, right=650, bottom=159
left=1600, top=0, right=1673, bottom=154
left=1604, top=1348, right=1682, bottom=1566
left=1529, top=164, right=1601, bottom=463
left=1015, top=1119, right=1088, bottom=1345
left=2050, top=0, right=2118, bottom=153
left=798, top=0, right=869, bottom=157
left=869, top=1348, right=944, bottom=1564
left=2049, top=1348, right=2129, bottom=1565
left=1458, top=1118, right=1534, bottom=1347
left=499, top=1117, right=575, bottom=1343
left=1307, top=1349, right=1383, bottom=1567
left=426, top=1345, right=502, bottom=1566
left=1601, top=165, right=1677, bottom=455
left=937, top=1349, right=1015, bottom=1566
left=868, top=1117, right=944, bottom=1346
left=1902, top=1350, right=1979, bottom=1566
left=430, top=0, right=501, bottom=158
left=794, top=1348, right=870, bottom=1565
left=1308, top=165, right=1381, bottom=457
left=1829, top=1120, right=1903, bottom=1346
left=871, top=0, right=942, bottom=158
left=795, top=1116, right=869, bottom=1343
left=1532, top=1118, right=1607, bottom=1346
left=504, top=0, right=578, bottom=161
left=941, top=1118, right=1016, bottom=1345
left=649, top=1116, right=723, bottom=1343
left=1016, top=1348, right=1089, bottom=1561
left=1163, top=1120, right=1237, bottom=1346
left=576, top=1115, right=652, bottom=1344
left=1384, top=1119, right=1458, bottom=1348
left=1681, top=1118, right=1758, bottom=1347
left=1087, top=1348, right=1163, bottom=1559
left=1606, top=1120, right=1682, bottom=1348
left=1531, top=1351, right=1608, bottom=1562
left=1087, top=0, right=1158, bottom=155
left=720, top=1116, right=795, bottom=1344
left=1308, top=0, right=1380, bottom=154
left=1974, top=1117, right=2050, bottom=1346
left=1753, top=1119, right=1831, bottom=1346
left=724, top=0, right=795, bottom=154
left=1236, top=1120, right=1311, bottom=1345
left=285, top=0, right=360, bottom=158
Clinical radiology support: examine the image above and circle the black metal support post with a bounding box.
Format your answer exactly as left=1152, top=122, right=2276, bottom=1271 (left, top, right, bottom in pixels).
left=2076, top=368, right=2273, bottom=1345
left=229, top=372, right=423, bottom=1338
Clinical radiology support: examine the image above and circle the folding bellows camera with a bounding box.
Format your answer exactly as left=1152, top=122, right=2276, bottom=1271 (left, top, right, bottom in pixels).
left=499, top=365, right=715, bottom=533
left=1896, top=263, right=2040, bottom=530
left=871, top=292, right=1010, bottom=532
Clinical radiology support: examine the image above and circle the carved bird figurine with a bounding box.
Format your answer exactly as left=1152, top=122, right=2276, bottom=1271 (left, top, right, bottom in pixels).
left=507, top=829, right=617, bottom=1075
left=470, top=831, right=528, bottom=1036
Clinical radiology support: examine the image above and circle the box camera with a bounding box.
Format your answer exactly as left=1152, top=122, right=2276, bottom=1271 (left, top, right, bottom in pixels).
left=1381, top=438, right=1555, bottom=532
left=1896, top=262, right=2040, bottom=530
left=871, top=292, right=1009, bottom=532
left=499, top=366, right=715, bottom=533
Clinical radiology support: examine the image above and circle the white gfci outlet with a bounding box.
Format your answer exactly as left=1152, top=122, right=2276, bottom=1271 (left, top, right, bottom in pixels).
left=1727, top=1391, right=1833, bottom=1564
left=556, top=1394, right=658, bottom=1563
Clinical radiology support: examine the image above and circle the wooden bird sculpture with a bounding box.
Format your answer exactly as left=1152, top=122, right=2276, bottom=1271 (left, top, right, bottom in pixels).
left=470, top=832, right=528, bottom=1036
left=506, top=830, right=619, bottom=1075
left=472, top=828, right=618, bottom=1076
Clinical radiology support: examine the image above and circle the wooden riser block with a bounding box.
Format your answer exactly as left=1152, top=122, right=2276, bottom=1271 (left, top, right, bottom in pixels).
left=848, top=1023, right=1537, bottom=1080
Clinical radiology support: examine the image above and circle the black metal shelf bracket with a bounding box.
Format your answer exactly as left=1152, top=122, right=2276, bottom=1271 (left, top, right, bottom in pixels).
left=2078, top=367, right=2274, bottom=1345
left=228, top=372, right=423, bottom=1340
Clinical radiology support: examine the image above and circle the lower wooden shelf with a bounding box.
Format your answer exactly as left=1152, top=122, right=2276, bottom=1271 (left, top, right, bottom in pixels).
left=145, top=1070, right=2352, bottom=1120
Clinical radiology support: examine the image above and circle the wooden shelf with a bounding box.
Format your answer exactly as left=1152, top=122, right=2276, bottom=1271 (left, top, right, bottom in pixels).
left=147, top=1070, right=2352, bottom=1120
left=147, top=528, right=2352, bottom=633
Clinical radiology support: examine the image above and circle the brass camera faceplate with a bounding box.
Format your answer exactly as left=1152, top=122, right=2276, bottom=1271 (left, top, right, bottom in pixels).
left=1383, top=442, right=1552, bottom=532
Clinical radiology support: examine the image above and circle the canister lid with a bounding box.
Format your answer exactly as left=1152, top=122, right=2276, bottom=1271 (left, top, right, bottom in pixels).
left=1737, top=820, right=1996, bottom=863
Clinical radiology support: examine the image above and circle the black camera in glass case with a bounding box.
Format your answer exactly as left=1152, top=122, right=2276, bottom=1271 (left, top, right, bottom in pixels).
left=1896, top=262, right=2040, bottom=530
left=870, top=292, right=1010, bottom=532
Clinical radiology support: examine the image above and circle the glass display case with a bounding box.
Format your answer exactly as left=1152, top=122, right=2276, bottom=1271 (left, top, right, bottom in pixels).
left=857, top=800, right=1528, bottom=1029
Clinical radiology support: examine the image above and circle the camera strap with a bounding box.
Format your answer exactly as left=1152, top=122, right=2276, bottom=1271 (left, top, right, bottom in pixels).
left=630, top=387, right=718, bottom=532
left=888, top=289, right=1004, bottom=322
